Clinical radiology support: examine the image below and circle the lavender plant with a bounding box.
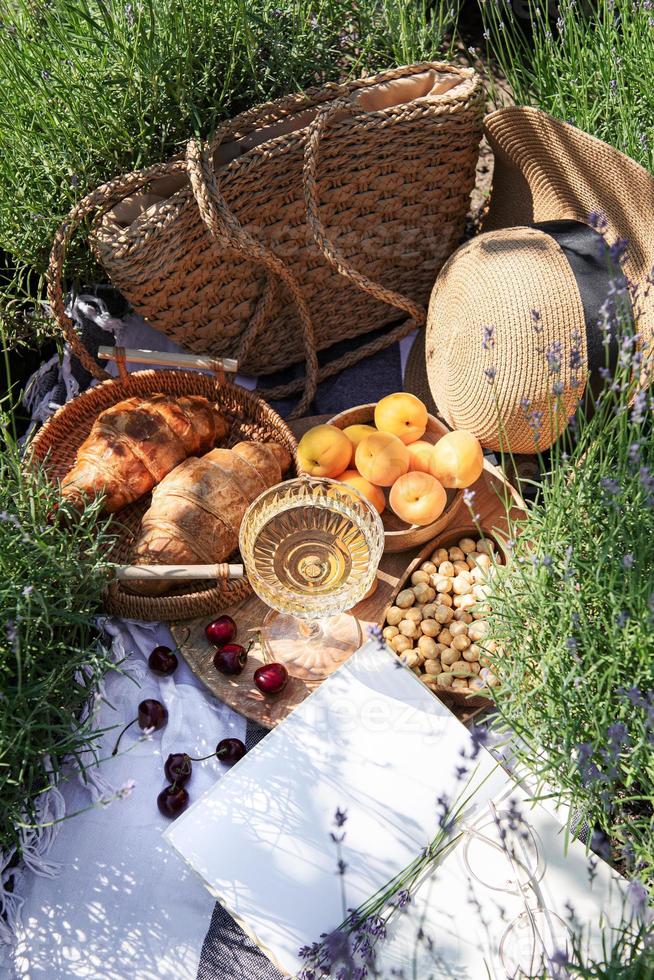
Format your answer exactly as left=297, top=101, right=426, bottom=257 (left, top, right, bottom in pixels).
left=480, top=234, right=654, bottom=890
left=481, top=0, right=654, bottom=174
left=0, top=345, right=116, bottom=855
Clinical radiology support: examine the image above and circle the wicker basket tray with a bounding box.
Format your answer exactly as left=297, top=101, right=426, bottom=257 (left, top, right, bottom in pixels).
left=29, top=353, right=298, bottom=621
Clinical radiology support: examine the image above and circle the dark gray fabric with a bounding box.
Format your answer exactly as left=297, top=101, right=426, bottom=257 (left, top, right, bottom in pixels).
left=196, top=902, right=286, bottom=980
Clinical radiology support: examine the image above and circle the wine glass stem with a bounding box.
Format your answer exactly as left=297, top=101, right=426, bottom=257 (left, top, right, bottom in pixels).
left=298, top=619, right=323, bottom=641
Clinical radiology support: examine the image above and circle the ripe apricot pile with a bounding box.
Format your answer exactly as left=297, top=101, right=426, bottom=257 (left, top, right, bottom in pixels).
left=297, top=394, right=483, bottom=526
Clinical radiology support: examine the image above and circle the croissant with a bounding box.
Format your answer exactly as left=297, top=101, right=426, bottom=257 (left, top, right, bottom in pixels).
left=128, top=441, right=292, bottom=595
left=62, top=394, right=228, bottom=513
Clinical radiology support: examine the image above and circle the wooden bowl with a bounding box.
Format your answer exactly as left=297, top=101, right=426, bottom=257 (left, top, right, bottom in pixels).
left=381, top=523, right=510, bottom=712
left=328, top=404, right=464, bottom=552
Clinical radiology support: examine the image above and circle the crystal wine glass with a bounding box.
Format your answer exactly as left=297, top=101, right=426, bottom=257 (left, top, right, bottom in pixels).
left=239, top=476, right=385, bottom=682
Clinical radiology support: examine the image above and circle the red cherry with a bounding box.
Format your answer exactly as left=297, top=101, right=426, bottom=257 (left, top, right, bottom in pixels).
left=205, top=615, right=237, bottom=647
left=157, top=784, right=189, bottom=819
left=148, top=645, right=179, bottom=676
left=215, top=738, right=246, bottom=764
left=112, top=699, right=168, bottom=755
left=137, top=699, right=168, bottom=731
left=164, top=753, right=192, bottom=786
left=213, top=642, right=248, bottom=675
left=253, top=662, right=288, bottom=695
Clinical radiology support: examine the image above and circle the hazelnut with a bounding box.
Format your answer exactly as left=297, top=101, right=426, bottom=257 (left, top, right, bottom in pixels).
left=453, top=560, right=470, bottom=575
left=413, top=583, right=436, bottom=604
left=452, top=678, right=470, bottom=690
left=392, top=634, right=413, bottom=653
left=449, top=547, right=465, bottom=561
left=458, top=537, right=477, bottom=554
left=475, top=553, right=492, bottom=571
left=436, top=592, right=453, bottom=607
left=453, top=609, right=473, bottom=624
left=439, top=629, right=453, bottom=647
left=424, top=658, right=442, bottom=675
left=438, top=561, right=455, bottom=578
left=401, top=650, right=420, bottom=669
left=436, top=672, right=454, bottom=688
left=422, top=602, right=438, bottom=620
left=440, top=646, right=459, bottom=666
left=468, top=620, right=490, bottom=642
left=420, top=560, right=437, bottom=575
left=452, top=634, right=471, bottom=652
left=433, top=604, right=453, bottom=625
left=404, top=607, right=424, bottom=623
left=431, top=548, right=449, bottom=564
left=383, top=625, right=399, bottom=641
left=411, top=570, right=430, bottom=586
left=420, top=619, right=440, bottom=637
left=449, top=621, right=469, bottom=638
left=399, top=619, right=420, bottom=639
left=476, top=539, right=495, bottom=557
left=396, top=589, right=415, bottom=609
left=417, top=635, right=438, bottom=658
left=432, top=575, right=453, bottom=594
left=386, top=606, right=404, bottom=626
left=452, top=575, right=472, bottom=596
left=451, top=660, right=472, bottom=676
left=463, top=644, right=480, bottom=662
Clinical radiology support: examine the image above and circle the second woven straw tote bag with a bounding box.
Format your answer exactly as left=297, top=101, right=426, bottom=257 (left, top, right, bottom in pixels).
left=49, top=63, right=484, bottom=415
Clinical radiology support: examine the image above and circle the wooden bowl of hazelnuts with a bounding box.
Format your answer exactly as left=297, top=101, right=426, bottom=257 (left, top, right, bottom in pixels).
left=380, top=525, right=509, bottom=709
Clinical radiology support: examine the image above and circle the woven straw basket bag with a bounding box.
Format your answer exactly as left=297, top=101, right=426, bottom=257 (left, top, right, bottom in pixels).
left=48, top=63, right=483, bottom=416
left=28, top=349, right=298, bottom=622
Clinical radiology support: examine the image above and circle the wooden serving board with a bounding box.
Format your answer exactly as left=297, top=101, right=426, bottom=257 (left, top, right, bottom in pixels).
left=172, top=416, right=524, bottom=728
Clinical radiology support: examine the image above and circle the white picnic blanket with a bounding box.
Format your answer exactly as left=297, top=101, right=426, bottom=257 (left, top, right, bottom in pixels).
left=11, top=619, right=246, bottom=980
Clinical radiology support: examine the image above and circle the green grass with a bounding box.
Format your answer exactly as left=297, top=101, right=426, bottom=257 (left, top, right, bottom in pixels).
left=482, top=0, right=654, bottom=172
left=0, top=350, right=117, bottom=854
left=0, top=0, right=457, bottom=347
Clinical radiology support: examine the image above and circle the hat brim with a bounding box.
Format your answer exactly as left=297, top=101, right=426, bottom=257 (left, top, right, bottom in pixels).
left=403, top=328, right=439, bottom=418
left=484, top=107, right=654, bottom=306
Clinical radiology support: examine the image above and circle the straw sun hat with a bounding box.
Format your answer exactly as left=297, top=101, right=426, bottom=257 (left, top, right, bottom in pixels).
left=404, top=106, right=654, bottom=453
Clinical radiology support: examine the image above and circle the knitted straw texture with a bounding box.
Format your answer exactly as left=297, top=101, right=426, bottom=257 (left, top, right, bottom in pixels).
left=424, top=227, right=586, bottom=453
left=484, top=106, right=654, bottom=346
left=47, top=63, right=484, bottom=414
left=405, top=107, right=654, bottom=448
left=28, top=371, right=298, bottom=621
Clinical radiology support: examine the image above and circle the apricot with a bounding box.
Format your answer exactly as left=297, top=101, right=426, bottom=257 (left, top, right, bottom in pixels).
left=406, top=440, right=434, bottom=473
left=355, top=431, right=410, bottom=487
left=297, top=424, right=352, bottom=478
left=389, top=472, right=447, bottom=526
left=374, top=392, right=428, bottom=445
left=342, top=424, right=377, bottom=466
left=429, top=430, right=484, bottom=489
left=336, top=469, right=386, bottom=515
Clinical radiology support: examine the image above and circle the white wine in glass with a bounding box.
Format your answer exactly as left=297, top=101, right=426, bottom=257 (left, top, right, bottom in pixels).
left=239, top=476, right=384, bottom=682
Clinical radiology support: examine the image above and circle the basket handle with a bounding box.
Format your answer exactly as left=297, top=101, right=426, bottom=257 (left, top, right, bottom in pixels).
left=186, top=139, right=319, bottom=418
left=303, top=97, right=427, bottom=329
left=115, top=562, right=244, bottom=582
left=47, top=159, right=188, bottom=382
left=187, top=98, right=427, bottom=411
left=98, top=346, right=239, bottom=376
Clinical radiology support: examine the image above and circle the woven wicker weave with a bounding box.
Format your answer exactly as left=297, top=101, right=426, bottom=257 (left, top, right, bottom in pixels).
left=29, top=369, right=298, bottom=621
left=48, top=63, right=484, bottom=416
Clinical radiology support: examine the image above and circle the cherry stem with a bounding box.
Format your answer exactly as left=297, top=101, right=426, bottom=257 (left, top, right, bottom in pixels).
left=171, top=627, right=191, bottom=655
left=112, top=717, right=137, bottom=756
left=187, top=751, right=217, bottom=762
